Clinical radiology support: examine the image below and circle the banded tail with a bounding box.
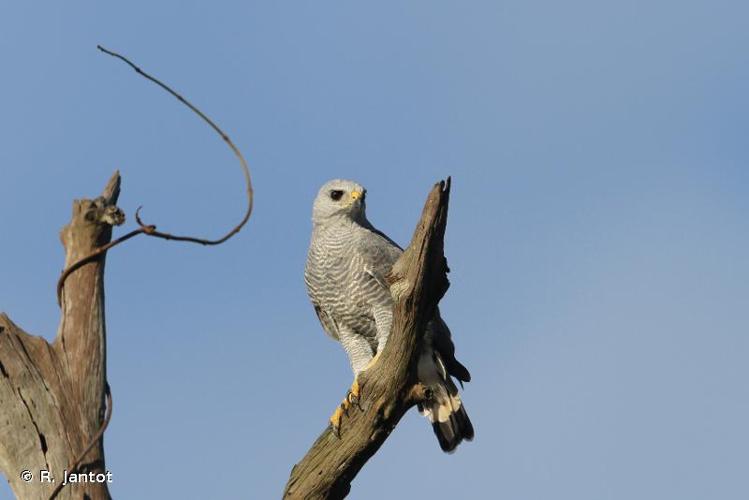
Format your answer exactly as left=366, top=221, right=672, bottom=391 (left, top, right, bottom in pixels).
left=417, top=347, right=474, bottom=453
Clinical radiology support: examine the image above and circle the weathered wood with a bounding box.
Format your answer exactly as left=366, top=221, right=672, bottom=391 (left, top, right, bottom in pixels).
left=0, top=172, right=122, bottom=499
left=283, top=179, right=452, bottom=500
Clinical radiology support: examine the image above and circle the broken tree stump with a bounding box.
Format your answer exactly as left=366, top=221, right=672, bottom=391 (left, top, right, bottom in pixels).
left=0, top=171, right=123, bottom=500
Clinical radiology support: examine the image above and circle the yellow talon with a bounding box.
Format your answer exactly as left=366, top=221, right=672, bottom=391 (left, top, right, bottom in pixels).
left=349, top=376, right=361, bottom=400
left=347, top=375, right=364, bottom=411
left=330, top=375, right=366, bottom=437
left=330, top=405, right=345, bottom=437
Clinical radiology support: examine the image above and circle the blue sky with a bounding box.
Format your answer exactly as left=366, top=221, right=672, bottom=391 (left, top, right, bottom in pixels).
left=1, top=1, right=748, bottom=499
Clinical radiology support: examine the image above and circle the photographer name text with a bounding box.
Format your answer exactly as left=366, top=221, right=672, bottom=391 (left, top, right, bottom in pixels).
left=20, top=469, right=113, bottom=485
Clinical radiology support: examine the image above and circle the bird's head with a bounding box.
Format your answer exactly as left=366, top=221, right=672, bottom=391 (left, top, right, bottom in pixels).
left=312, top=179, right=367, bottom=225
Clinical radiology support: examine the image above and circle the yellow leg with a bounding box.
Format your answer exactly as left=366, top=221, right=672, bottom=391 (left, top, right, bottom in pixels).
left=348, top=375, right=361, bottom=404
left=330, top=374, right=364, bottom=437
left=330, top=405, right=345, bottom=437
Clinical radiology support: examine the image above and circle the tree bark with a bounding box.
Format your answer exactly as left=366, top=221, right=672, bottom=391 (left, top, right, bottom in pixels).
left=283, top=178, right=452, bottom=500
left=0, top=171, right=122, bottom=499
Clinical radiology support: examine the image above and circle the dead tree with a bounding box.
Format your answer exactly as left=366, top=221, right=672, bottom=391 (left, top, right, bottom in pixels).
left=0, top=174, right=122, bottom=500
left=284, top=178, right=452, bottom=500
left=0, top=47, right=252, bottom=500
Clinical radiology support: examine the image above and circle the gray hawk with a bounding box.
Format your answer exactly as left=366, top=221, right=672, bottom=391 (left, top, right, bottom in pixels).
left=304, top=179, right=474, bottom=452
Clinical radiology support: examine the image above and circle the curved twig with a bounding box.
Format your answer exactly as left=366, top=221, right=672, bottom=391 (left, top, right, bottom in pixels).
left=97, top=44, right=254, bottom=245
left=48, top=384, right=113, bottom=500
left=56, top=227, right=152, bottom=306
left=56, top=46, right=255, bottom=306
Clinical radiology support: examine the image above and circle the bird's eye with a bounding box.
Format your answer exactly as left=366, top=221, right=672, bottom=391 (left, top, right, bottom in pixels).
left=330, top=190, right=344, bottom=201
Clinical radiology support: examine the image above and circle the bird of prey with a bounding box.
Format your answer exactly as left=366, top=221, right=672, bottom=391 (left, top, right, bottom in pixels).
left=304, top=179, right=474, bottom=452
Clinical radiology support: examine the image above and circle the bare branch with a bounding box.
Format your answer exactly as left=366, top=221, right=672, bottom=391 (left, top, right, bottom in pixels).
left=56, top=227, right=149, bottom=305
left=57, top=46, right=255, bottom=305
left=3, top=47, right=255, bottom=500
left=283, top=179, right=452, bottom=500
left=96, top=44, right=253, bottom=245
